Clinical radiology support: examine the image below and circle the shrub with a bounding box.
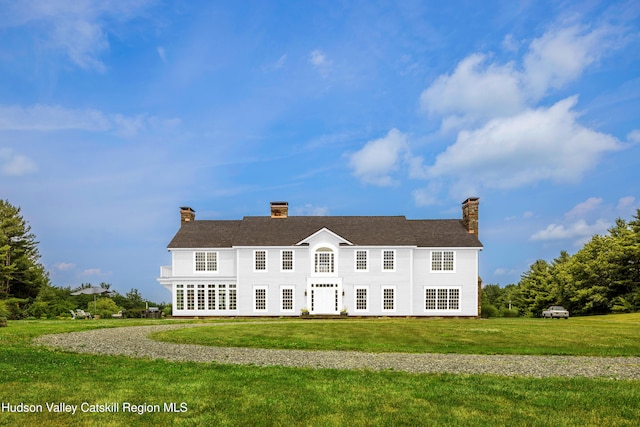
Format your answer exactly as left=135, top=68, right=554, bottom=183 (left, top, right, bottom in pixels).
left=126, top=308, right=145, bottom=318
left=2, top=297, right=28, bottom=319
left=481, top=304, right=499, bottom=318
left=500, top=307, right=520, bottom=318
left=0, top=300, right=7, bottom=327
left=86, top=298, right=123, bottom=319
left=162, top=304, right=172, bottom=317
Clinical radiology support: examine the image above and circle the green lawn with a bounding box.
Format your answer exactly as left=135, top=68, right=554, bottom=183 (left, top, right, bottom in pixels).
left=0, top=316, right=638, bottom=426
left=151, top=313, right=640, bottom=356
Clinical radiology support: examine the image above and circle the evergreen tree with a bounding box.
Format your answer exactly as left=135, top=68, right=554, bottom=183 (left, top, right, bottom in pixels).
left=0, top=200, right=48, bottom=299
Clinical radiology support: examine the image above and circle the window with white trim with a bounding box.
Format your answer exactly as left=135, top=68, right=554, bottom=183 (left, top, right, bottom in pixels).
left=197, top=284, right=205, bottom=310
left=186, top=284, right=195, bottom=310
left=229, top=284, right=237, bottom=310
left=382, top=286, right=395, bottom=311
left=281, top=286, right=294, bottom=312
left=425, top=287, right=460, bottom=310
left=218, top=284, right=227, bottom=310
left=195, top=251, right=218, bottom=272
left=431, top=251, right=455, bottom=272
left=207, top=284, right=216, bottom=310
left=281, top=250, right=294, bottom=271
left=355, top=286, right=368, bottom=311
left=254, top=250, right=267, bottom=271
left=355, top=250, right=368, bottom=271
left=382, top=250, right=395, bottom=271
left=176, top=284, right=184, bottom=310
left=314, top=248, right=334, bottom=273
left=254, top=286, right=267, bottom=311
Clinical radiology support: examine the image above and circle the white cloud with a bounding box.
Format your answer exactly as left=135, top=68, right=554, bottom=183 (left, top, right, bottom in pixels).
left=530, top=218, right=610, bottom=245
left=501, top=34, right=520, bottom=52
left=0, top=148, right=38, bottom=176
left=421, top=24, right=617, bottom=133
left=565, top=197, right=604, bottom=218
left=294, top=204, right=329, bottom=216
left=420, top=53, right=524, bottom=130
left=157, top=46, right=167, bottom=63
left=348, top=128, right=408, bottom=186
left=0, top=104, right=180, bottom=138
left=54, top=262, right=76, bottom=271
left=0, top=104, right=111, bottom=131
left=628, top=129, right=640, bottom=143
left=617, top=196, right=636, bottom=211
left=425, top=97, right=622, bottom=189
left=309, top=49, right=332, bottom=77
left=1, top=0, right=154, bottom=71
left=494, top=267, right=519, bottom=276
left=80, top=268, right=105, bottom=276
left=522, top=25, right=612, bottom=100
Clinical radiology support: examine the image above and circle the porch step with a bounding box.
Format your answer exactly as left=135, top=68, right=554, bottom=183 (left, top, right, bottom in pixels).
left=300, top=314, right=348, bottom=319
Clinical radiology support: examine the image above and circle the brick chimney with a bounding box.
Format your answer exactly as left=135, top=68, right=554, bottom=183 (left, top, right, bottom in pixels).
left=462, top=197, right=479, bottom=236
left=270, top=201, right=288, bottom=218
left=180, top=206, right=195, bottom=223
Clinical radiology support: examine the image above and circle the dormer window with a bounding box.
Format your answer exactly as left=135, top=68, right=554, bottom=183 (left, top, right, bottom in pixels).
left=314, top=247, right=334, bottom=273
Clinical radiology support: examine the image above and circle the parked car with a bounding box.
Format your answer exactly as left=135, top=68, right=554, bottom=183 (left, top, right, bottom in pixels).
left=542, top=306, right=569, bottom=319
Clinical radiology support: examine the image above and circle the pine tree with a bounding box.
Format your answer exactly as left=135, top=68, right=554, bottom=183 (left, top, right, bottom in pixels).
left=0, top=200, right=48, bottom=299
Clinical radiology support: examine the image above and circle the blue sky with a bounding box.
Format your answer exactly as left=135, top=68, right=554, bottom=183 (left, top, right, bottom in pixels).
left=1, top=0, right=639, bottom=303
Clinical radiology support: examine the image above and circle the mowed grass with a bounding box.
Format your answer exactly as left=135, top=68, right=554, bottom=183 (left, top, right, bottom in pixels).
left=151, top=313, right=640, bottom=356
left=0, top=316, right=638, bottom=426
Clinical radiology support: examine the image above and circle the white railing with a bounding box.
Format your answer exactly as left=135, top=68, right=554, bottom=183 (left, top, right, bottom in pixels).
left=160, top=266, right=172, bottom=278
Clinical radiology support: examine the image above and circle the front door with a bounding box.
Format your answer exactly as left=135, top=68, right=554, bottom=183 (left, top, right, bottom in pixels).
left=310, top=283, right=339, bottom=314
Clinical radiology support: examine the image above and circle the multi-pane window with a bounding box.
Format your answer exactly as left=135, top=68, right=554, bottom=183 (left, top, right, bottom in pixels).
left=229, top=285, right=237, bottom=310
left=425, top=288, right=460, bottom=311
left=315, top=248, right=334, bottom=273
left=382, top=287, right=395, bottom=311
left=425, top=289, right=436, bottom=310
left=218, top=284, right=227, bottom=310
left=281, top=287, right=294, bottom=312
left=355, top=287, right=368, bottom=311
left=449, top=289, right=460, bottom=310
left=207, top=285, right=216, bottom=310
left=186, top=284, right=195, bottom=310
left=281, top=250, right=293, bottom=271
left=254, top=287, right=267, bottom=311
left=176, top=284, right=184, bottom=310
left=177, top=283, right=237, bottom=311
left=195, top=251, right=217, bottom=272
left=431, top=251, right=455, bottom=271
left=383, top=250, right=395, bottom=271
left=197, top=284, right=205, bottom=310
left=254, top=250, right=267, bottom=271
left=355, top=250, right=368, bottom=271
left=437, top=289, right=448, bottom=309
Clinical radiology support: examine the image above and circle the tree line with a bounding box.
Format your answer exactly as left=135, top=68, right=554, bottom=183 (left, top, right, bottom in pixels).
left=482, top=210, right=640, bottom=317
left=0, top=199, right=167, bottom=322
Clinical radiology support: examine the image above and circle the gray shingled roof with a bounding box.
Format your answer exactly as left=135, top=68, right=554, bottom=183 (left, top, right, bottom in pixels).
left=167, top=216, right=482, bottom=248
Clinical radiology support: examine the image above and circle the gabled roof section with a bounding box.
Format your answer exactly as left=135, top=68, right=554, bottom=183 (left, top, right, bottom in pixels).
left=408, top=219, right=482, bottom=248
left=232, top=216, right=416, bottom=246
left=166, top=216, right=483, bottom=249
left=168, top=220, right=241, bottom=248
left=295, top=227, right=354, bottom=246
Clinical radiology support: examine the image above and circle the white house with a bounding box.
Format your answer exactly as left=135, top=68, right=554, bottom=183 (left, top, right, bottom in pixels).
left=158, top=199, right=483, bottom=317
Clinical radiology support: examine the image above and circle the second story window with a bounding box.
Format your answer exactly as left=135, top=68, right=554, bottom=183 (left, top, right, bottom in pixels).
left=355, top=250, right=368, bottom=271
left=195, top=251, right=217, bottom=272
left=314, top=247, right=334, bottom=273
left=431, top=251, right=455, bottom=272
left=254, top=250, right=267, bottom=271
left=382, top=250, right=395, bottom=271
left=281, top=250, right=293, bottom=271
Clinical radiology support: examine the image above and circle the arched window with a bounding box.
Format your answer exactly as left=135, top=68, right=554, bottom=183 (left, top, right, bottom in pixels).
left=314, top=247, right=334, bottom=273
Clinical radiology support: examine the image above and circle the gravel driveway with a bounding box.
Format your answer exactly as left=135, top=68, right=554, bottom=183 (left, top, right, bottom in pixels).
left=34, top=323, right=640, bottom=380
